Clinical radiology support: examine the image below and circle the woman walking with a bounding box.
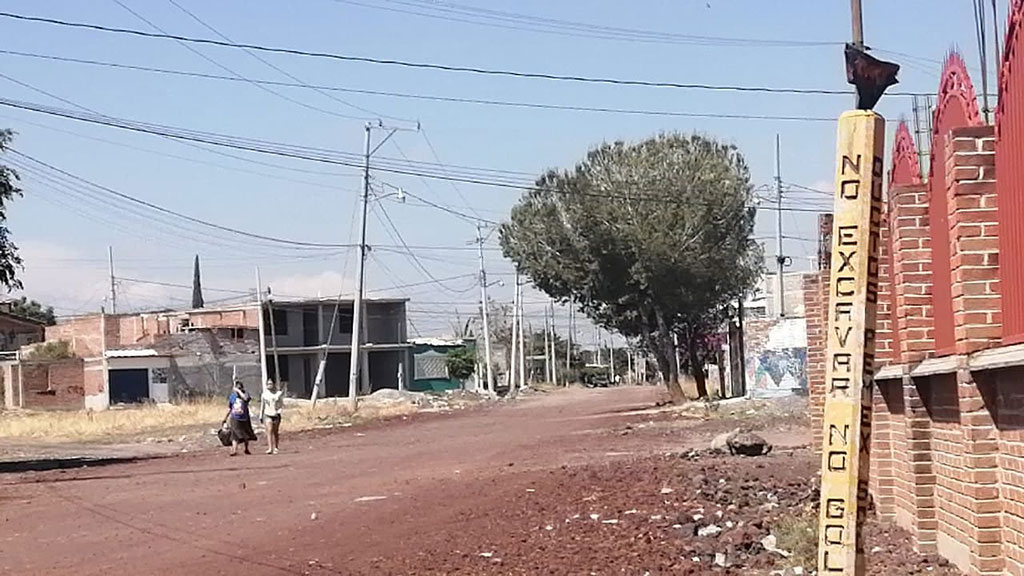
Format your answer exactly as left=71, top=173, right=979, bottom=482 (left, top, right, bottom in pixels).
left=260, top=379, right=285, bottom=455
left=225, top=381, right=256, bottom=456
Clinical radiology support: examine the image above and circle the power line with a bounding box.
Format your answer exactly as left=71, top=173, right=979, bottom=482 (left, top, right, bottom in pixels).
left=110, top=0, right=373, bottom=122
left=163, top=0, right=405, bottom=122
left=333, top=0, right=842, bottom=47
left=0, top=49, right=856, bottom=122
left=10, top=150, right=356, bottom=249
left=2, top=97, right=829, bottom=213
left=371, top=201, right=473, bottom=294
left=0, top=11, right=930, bottom=96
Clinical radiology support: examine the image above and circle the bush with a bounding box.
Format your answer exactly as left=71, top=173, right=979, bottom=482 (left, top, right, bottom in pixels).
left=25, top=340, right=74, bottom=361
left=445, top=347, right=476, bottom=380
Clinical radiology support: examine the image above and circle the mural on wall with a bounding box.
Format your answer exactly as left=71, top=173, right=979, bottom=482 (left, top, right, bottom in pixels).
left=746, top=317, right=809, bottom=397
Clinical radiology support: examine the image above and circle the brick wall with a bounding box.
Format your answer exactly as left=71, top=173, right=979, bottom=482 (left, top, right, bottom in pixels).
left=803, top=118, right=1024, bottom=574
left=17, top=359, right=85, bottom=410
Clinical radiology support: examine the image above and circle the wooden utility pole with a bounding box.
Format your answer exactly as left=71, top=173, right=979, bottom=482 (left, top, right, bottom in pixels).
left=850, top=0, right=864, bottom=48
left=816, top=111, right=885, bottom=575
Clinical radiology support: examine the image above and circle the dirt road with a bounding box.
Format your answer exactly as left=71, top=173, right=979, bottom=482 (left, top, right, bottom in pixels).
left=0, top=387, right=947, bottom=575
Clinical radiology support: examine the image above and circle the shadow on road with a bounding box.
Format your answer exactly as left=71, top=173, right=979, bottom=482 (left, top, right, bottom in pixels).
left=0, top=456, right=150, bottom=475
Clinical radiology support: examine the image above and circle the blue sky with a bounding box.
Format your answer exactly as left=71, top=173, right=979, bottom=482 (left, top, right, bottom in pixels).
left=0, top=0, right=1001, bottom=337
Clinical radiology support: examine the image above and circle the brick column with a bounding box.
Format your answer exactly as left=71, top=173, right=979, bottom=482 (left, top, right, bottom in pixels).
left=889, top=181, right=937, bottom=552
left=891, top=183, right=936, bottom=363
left=803, top=270, right=826, bottom=452
left=946, top=125, right=1003, bottom=575
left=876, top=212, right=896, bottom=365
left=806, top=213, right=832, bottom=454
left=871, top=204, right=899, bottom=518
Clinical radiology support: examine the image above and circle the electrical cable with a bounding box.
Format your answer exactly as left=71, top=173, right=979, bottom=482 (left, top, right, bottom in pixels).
left=111, top=0, right=373, bottom=122
left=164, top=0, right=408, bottom=122
left=0, top=49, right=866, bottom=123
left=0, top=11, right=931, bottom=96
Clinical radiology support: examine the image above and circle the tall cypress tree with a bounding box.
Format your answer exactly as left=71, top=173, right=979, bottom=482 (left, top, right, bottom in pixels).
left=191, top=254, right=204, bottom=309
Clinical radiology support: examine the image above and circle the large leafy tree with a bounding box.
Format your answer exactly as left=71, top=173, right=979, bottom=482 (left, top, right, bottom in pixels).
left=10, top=296, right=56, bottom=325
left=500, top=133, right=761, bottom=401
left=0, top=130, right=22, bottom=291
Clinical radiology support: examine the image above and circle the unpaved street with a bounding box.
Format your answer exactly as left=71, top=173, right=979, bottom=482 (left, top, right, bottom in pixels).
left=0, top=387, right=950, bottom=575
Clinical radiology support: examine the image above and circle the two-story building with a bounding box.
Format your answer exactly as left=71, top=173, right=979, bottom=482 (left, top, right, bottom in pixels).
left=262, top=298, right=411, bottom=398
left=3, top=297, right=412, bottom=410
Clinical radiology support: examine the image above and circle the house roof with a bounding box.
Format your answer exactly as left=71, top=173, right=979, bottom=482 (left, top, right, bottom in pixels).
left=268, top=297, right=409, bottom=307
left=0, top=309, right=48, bottom=328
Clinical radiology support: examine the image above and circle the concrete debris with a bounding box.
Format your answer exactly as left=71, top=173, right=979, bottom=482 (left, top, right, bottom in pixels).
left=761, top=534, right=792, bottom=558
left=714, top=553, right=727, bottom=567
left=696, top=524, right=722, bottom=537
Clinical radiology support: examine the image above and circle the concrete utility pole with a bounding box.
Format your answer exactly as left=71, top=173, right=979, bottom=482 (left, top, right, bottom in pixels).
left=549, top=300, right=557, bottom=385
left=107, top=246, right=117, bottom=314
left=347, top=122, right=398, bottom=409
left=774, top=135, right=786, bottom=318
left=517, top=279, right=525, bottom=393
left=255, top=267, right=269, bottom=389
left=609, top=341, right=615, bottom=382
left=544, top=306, right=551, bottom=383
left=347, top=124, right=373, bottom=410
left=477, top=224, right=494, bottom=396
left=565, top=306, right=572, bottom=372
left=509, top=272, right=519, bottom=394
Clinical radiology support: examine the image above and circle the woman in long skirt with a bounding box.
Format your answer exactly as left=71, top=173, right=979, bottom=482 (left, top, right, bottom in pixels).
left=225, top=381, right=256, bottom=456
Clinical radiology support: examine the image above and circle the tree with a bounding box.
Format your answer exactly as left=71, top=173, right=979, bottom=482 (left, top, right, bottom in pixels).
left=10, top=296, right=56, bottom=325
left=445, top=347, right=476, bottom=380
left=192, top=254, right=204, bottom=309
left=500, top=133, right=761, bottom=402
left=0, top=130, right=23, bottom=291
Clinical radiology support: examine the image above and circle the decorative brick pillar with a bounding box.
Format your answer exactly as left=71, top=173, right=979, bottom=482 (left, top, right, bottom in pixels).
left=946, top=125, right=1004, bottom=575
left=889, top=181, right=938, bottom=552
left=948, top=125, right=1003, bottom=354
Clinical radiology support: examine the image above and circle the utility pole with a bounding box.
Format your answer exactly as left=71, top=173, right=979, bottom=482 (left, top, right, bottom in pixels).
left=347, top=122, right=398, bottom=409
left=477, top=224, right=494, bottom=396
left=549, top=300, right=557, bottom=385
left=974, top=0, right=992, bottom=123
left=255, top=267, right=268, bottom=389
left=517, top=278, right=525, bottom=393
left=565, top=306, right=572, bottom=372
left=774, top=135, right=786, bottom=318
left=107, top=246, right=117, bottom=314
left=609, top=341, right=615, bottom=383
left=544, top=306, right=551, bottom=383
left=509, top=272, right=519, bottom=395
left=850, top=0, right=864, bottom=49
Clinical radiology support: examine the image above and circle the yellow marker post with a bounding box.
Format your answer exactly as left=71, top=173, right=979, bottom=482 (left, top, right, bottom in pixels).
left=817, top=110, right=885, bottom=575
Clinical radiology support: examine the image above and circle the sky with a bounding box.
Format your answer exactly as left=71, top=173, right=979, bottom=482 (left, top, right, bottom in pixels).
left=0, top=0, right=1004, bottom=342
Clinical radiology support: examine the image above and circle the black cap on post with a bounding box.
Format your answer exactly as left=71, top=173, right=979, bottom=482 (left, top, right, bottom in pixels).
left=844, top=43, right=900, bottom=111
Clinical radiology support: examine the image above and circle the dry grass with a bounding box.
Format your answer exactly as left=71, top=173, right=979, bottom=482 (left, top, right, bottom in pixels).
left=772, top=507, right=819, bottom=570
left=0, top=397, right=421, bottom=444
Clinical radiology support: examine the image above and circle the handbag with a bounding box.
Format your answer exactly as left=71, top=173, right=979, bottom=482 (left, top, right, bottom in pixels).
left=217, top=421, right=232, bottom=446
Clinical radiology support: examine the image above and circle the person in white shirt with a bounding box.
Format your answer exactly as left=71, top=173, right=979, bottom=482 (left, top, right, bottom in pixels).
left=260, top=379, right=285, bottom=455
